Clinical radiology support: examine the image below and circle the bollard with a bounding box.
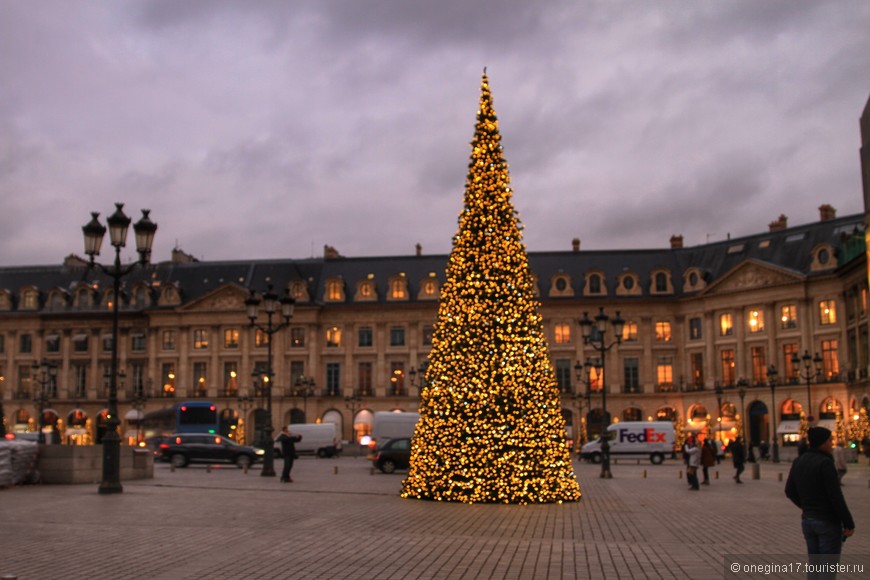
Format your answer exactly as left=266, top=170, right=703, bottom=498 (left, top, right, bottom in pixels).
left=715, top=471, right=719, bottom=480
left=370, top=467, right=376, bottom=476
left=170, top=463, right=175, bottom=473
left=751, top=463, right=760, bottom=480
left=643, top=469, right=647, bottom=479
left=206, top=464, right=211, bottom=473
left=334, top=466, right=338, bottom=475
left=243, top=464, right=249, bottom=475
left=778, top=472, right=782, bottom=482
left=678, top=469, right=682, bottom=479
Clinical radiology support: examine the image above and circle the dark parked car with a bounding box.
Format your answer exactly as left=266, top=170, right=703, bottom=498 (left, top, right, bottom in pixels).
left=372, top=437, right=411, bottom=473
left=159, top=434, right=264, bottom=468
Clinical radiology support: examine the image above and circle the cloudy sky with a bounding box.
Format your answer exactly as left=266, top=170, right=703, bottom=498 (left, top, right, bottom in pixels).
left=1, top=2, right=869, bottom=266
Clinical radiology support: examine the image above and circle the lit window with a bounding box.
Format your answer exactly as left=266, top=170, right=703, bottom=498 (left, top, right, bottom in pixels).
left=656, top=356, right=673, bottom=387
left=255, top=329, right=269, bottom=347
left=720, top=313, right=733, bottom=336
left=326, top=327, right=341, bottom=348
left=623, top=321, right=638, bottom=342
left=290, top=327, right=305, bottom=348
left=780, top=305, right=797, bottom=329
left=390, top=278, right=407, bottom=300
left=821, top=339, right=839, bottom=379
left=655, top=321, right=671, bottom=342
left=326, top=280, right=344, bottom=301
left=422, top=279, right=438, bottom=296
left=689, top=317, right=702, bottom=340
left=554, top=323, right=571, bottom=345
left=720, top=349, right=735, bottom=385
left=751, top=346, right=767, bottom=383
left=819, top=300, right=837, bottom=325
left=748, top=309, right=764, bottom=333
left=224, top=329, right=239, bottom=349
left=193, top=329, right=209, bottom=350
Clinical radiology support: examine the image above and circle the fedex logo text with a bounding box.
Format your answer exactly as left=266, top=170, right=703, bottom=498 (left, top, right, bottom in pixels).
left=618, top=428, right=666, bottom=443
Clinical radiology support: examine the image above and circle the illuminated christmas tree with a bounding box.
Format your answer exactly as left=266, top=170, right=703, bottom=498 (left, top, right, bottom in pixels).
left=401, top=71, right=580, bottom=504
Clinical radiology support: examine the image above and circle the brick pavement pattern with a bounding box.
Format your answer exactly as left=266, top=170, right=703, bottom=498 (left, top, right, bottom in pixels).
left=1, top=457, right=868, bottom=579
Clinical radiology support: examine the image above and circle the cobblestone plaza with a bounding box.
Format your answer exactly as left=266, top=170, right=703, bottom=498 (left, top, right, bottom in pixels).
left=1, top=456, right=868, bottom=579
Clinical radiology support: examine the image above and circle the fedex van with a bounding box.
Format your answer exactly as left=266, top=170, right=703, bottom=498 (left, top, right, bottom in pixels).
left=580, top=421, right=674, bottom=465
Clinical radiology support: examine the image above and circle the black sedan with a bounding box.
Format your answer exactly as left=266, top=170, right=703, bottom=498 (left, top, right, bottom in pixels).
left=158, top=433, right=264, bottom=468
left=372, top=437, right=412, bottom=473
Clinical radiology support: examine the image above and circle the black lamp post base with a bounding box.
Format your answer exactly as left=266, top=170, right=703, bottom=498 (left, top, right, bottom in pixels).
left=98, top=481, right=123, bottom=494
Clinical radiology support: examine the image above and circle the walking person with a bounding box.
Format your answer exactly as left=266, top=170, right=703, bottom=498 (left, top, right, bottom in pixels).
left=685, top=436, right=701, bottom=491
left=730, top=437, right=746, bottom=483
left=276, top=426, right=302, bottom=483
left=700, top=439, right=716, bottom=485
left=785, top=427, right=855, bottom=562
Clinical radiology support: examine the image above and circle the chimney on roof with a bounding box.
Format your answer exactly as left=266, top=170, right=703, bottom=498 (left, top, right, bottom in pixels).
left=323, top=245, right=342, bottom=260
left=819, top=204, right=837, bottom=221
left=571, top=238, right=580, bottom=252
left=670, top=235, right=683, bottom=249
left=415, top=243, right=422, bottom=257
left=768, top=214, right=788, bottom=232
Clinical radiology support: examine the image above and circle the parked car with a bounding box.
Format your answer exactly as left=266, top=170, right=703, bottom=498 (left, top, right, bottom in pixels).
left=372, top=437, right=412, bottom=474
left=158, top=433, right=264, bottom=468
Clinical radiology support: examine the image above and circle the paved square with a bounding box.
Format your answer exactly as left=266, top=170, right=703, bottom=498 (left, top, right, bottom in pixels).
left=1, top=456, right=867, bottom=579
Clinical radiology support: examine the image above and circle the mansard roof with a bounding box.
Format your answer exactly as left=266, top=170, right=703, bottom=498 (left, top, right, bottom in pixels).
left=0, top=213, right=863, bottom=310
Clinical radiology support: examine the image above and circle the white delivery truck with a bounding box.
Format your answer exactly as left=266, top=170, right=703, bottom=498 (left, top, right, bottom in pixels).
left=580, top=421, right=674, bottom=465
left=274, top=423, right=342, bottom=458
left=366, top=411, right=421, bottom=450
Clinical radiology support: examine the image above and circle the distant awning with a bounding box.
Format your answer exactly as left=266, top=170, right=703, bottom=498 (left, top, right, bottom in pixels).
left=124, top=409, right=144, bottom=421
left=684, top=423, right=707, bottom=433
left=73, top=334, right=88, bottom=341
left=45, top=334, right=60, bottom=341
left=777, top=420, right=802, bottom=434
left=815, top=419, right=837, bottom=432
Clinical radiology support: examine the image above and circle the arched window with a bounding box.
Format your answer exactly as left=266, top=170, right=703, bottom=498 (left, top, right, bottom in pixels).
left=589, top=274, right=601, bottom=294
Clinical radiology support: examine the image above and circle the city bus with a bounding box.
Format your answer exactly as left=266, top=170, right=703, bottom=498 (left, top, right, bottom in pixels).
left=141, top=402, right=220, bottom=438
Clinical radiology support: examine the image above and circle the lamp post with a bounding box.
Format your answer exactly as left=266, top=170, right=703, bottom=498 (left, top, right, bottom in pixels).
left=82, top=203, right=157, bottom=495
left=578, top=307, right=625, bottom=479
left=294, top=376, right=316, bottom=422
left=236, top=393, right=254, bottom=445
left=572, top=359, right=594, bottom=451
left=345, top=391, right=363, bottom=455
left=737, top=378, right=748, bottom=459
left=767, top=365, right=780, bottom=463
left=791, top=350, right=823, bottom=425
left=245, top=284, right=295, bottom=477
left=714, top=383, right=724, bottom=445
left=32, top=359, right=58, bottom=444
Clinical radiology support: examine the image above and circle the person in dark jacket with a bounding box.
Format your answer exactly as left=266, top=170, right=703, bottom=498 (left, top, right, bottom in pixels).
left=276, top=426, right=302, bottom=483
left=785, top=426, right=855, bottom=556
left=700, top=439, right=716, bottom=485
left=729, top=437, right=746, bottom=483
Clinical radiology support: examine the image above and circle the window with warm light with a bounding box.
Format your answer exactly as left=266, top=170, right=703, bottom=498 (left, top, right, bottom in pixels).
left=656, top=356, right=673, bottom=388
left=193, top=329, right=209, bottom=350
left=655, top=321, right=671, bottom=342
left=720, top=349, right=735, bottom=385
left=224, top=328, right=239, bottom=349
left=780, top=304, right=798, bottom=329
left=326, top=279, right=344, bottom=302
left=751, top=346, right=767, bottom=383
left=623, top=321, right=638, bottom=342
left=748, top=309, right=764, bottom=333
left=783, top=343, right=799, bottom=379
left=689, top=317, right=702, bottom=340
left=819, top=300, right=837, bottom=325
left=358, top=362, right=373, bottom=395
left=326, top=327, right=341, bottom=348
left=254, top=328, right=269, bottom=347
left=193, top=362, right=207, bottom=396
left=224, top=363, right=239, bottom=396
left=691, top=353, right=704, bottom=388
left=161, top=363, right=176, bottom=397
left=554, top=322, right=571, bottom=345
left=720, top=313, right=733, bottom=336
left=390, top=363, right=405, bottom=395
left=162, top=330, right=176, bottom=350
left=389, top=278, right=407, bottom=300
left=290, top=327, right=305, bottom=348
left=821, top=339, right=839, bottom=379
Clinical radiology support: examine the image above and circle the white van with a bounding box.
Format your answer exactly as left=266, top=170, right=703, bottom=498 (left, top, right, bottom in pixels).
left=366, top=411, right=420, bottom=450
left=274, top=423, right=342, bottom=458
left=580, top=421, right=674, bottom=465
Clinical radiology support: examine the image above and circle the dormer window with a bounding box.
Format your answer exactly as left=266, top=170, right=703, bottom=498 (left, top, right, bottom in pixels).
left=21, top=289, right=38, bottom=310
left=616, top=272, right=641, bottom=296
left=418, top=275, right=440, bottom=300
left=810, top=244, right=837, bottom=271
left=355, top=280, right=377, bottom=302
left=650, top=269, right=674, bottom=295
left=388, top=276, right=408, bottom=301
left=584, top=272, right=606, bottom=296
left=549, top=274, right=574, bottom=297
left=325, top=278, right=345, bottom=302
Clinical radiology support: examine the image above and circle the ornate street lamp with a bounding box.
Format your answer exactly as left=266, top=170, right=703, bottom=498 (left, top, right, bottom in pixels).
left=572, top=359, right=595, bottom=451
left=236, top=393, right=255, bottom=445
left=767, top=365, right=780, bottom=463
left=246, top=284, right=295, bottom=477
left=737, top=378, right=748, bottom=460
left=578, top=307, right=625, bottom=479
left=345, top=390, right=363, bottom=455
left=791, top=350, right=823, bottom=425
left=408, top=361, right=430, bottom=399
left=83, top=203, right=156, bottom=495
left=294, top=376, right=316, bottom=422
left=714, top=383, right=724, bottom=445
left=32, top=359, right=58, bottom=444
